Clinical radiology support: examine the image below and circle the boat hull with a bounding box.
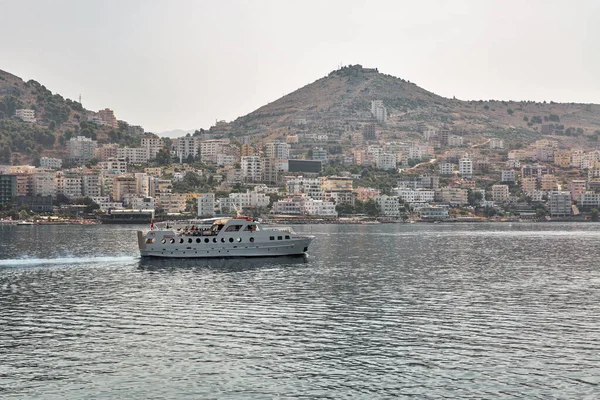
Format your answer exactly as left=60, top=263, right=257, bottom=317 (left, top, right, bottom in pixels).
left=138, top=230, right=313, bottom=259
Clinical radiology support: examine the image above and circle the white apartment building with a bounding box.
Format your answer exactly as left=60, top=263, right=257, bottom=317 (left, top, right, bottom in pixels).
left=176, top=135, right=200, bottom=160
left=447, top=135, right=464, bottom=147
left=286, top=177, right=323, bottom=200
left=458, top=157, right=473, bottom=178
left=376, top=195, right=400, bottom=217
left=90, top=196, right=125, bottom=211
left=32, top=170, right=57, bottom=197
left=371, top=100, right=387, bottom=124
left=377, top=153, right=397, bottom=170
left=40, top=157, right=62, bottom=169
left=216, top=153, right=237, bottom=167
left=218, top=190, right=270, bottom=213
left=141, top=136, right=163, bottom=160
left=117, top=147, right=149, bottom=163
left=197, top=193, right=216, bottom=217
left=265, top=142, right=290, bottom=159
left=489, top=138, right=504, bottom=149
left=130, top=196, right=156, bottom=210
left=579, top=192, right=600, bottom=208
left=270, top=194, right=337, bottom=217
left=438, top=187, right=468, bottom=206
left=241, top=156, right=262, bottom=182
left=439, top=163, right=455, bottom=175
left=396, top=188, right=435, bottom=204
left=67, top=136, right=97, bottom=164
left=312, top=147, right=328, bottom=163
left=15, top=109, right=36, bottom=123
left=201, top=139, right=230, bottom=163
left=99, top=158, right=127, bottom=173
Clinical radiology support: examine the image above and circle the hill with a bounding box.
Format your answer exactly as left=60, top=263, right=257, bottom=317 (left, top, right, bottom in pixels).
left=226, top=64, right=600, bottom=148
left=0, top=69, right=143, bottom=164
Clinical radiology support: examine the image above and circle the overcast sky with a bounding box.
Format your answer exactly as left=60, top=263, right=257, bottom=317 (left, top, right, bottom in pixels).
left=2, top=0, right=599, bottom=133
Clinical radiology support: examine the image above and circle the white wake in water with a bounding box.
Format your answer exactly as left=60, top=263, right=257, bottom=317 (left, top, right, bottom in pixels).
left=0, top=256, right=137, bottom=267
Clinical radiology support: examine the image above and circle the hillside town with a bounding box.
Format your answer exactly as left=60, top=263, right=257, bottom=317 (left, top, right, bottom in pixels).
left=2, top=98, right=600, bottom=224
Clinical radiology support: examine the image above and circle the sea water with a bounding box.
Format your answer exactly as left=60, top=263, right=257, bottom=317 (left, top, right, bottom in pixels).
left=1, top=223, right=600, bottom=398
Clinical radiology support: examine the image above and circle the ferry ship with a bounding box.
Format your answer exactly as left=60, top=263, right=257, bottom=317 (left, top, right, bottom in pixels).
left=137, top=217, right=314, bottom=258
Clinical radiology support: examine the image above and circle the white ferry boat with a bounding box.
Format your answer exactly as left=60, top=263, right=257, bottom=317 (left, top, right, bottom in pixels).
left=137, top=217, right=314, bottom=258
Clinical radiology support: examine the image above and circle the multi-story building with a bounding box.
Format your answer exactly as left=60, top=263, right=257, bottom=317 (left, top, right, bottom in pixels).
left=355, top=187, right=381, bottom=201
left=396, top=188, right=435, bottom=204
left=99, top=158, right=127, bottom=173
left=200, top=139, right=230, bottom=163
left=15, top=109, right=36, bottom=123
left=447, top=135, right=463, bottom=147
left=141, top=136, right=163, bottom=160
left=548, top=191, right=571, bottom=217
left=414, top=205, right=449, bottom=220
left=216, top=153, right=237, bottom=167
left=112, top=175, right=138, bottom=202
left=371, top=100, right=387, bottom=124
left=241, top=156, right=262, bottom=182
left=458, top=157, right=473, bottom=178
left=96, top=108, right=118, bottom=128
left=270, top=194, right=337, bottom=217
left=437, top=187, right=468, bottom=206
left=176, top=134, right=200, bottom=160
left=570, top=180, right=587, bottom=202
left=157, top=193, right=188, bottom=214
left=489, top=138, right=504, bottom=149
left=377, top=153, right=397, bottom=170
left=312, top=147, right=328, bottom=163
left=439, top=163, right=455, bottom=175
left=535, top=147, right=554, bottom=163
left=540, top=174, right=558, bottom=191
left=197, top=193, right=216, bottom=217
left=554, top=150, right=571, bottom=168
left=376, top=195, right=400, bottom=217
left=501, top=170, right=516, bottom=183
left=491, top=184, right=510, bottom=203
left=0, top=174, right=16, bottom=205
left=40, top=157, right=62, bottom=169
left=521, top=164, right=554, bottom=181
left=81, top=172, right=102, bottom=198
left=14, top=173, right=34, bottom=197
left=32, top=170, right=57, bottom=197
left=521, top=177, right=538, bottom=194
left=265, top=142, right=290, bottom=159
left=579, top=192, right=600, bottom=208
left=117, top=147, right=149, bottom=164
left=286, top=177, right=323, bottom=200
left=67, top=136, right=97, bottom=164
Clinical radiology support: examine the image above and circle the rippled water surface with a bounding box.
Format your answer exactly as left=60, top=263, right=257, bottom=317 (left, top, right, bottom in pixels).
left=1, top=223, right=600, bottom=399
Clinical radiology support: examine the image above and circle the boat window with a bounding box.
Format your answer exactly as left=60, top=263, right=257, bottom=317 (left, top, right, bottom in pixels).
left=225, top=224, right=243, bottom=232
left=196, top=238, right=201, bottom=243
left=179, top=238, right=184, bottom=244
left=170, top=238, right=175, bottom=244
left=229, top=238, right=234, bottom=243
left=221, top=238, right=225, bottom=243
left=250, top=237, right=254, bottom=242
left=188, top=238, right=193, bottom=243
left=270, top=236, right=275, bottom=240
left=213, top=238, right=217, bottom=243
left=161, top=239, right=167, bottom=244
left=205, top=238, right=209, bottom=243
left=244, top=224, right=257, bottom=232
left=146, top=238, right=154, bottom=244
left=278, top=236, right=283, bottom=240
left=236, top=237, right=242, bottom=242
left=285, top=235, right=290, bottom=240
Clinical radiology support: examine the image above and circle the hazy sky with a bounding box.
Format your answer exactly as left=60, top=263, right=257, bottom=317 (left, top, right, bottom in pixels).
left=2, top=0, right=599, bottom=133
